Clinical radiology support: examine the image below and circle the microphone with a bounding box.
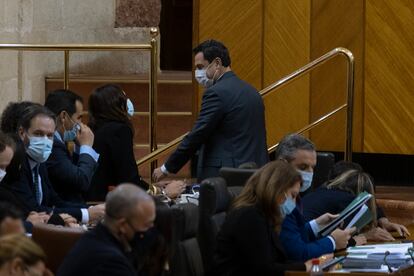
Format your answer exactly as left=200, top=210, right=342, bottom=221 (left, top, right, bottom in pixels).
left=383, top=251, right=393, bottom=273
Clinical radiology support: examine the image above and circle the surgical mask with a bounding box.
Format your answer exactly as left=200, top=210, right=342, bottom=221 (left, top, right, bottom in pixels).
left=63, top=122, right=80, bottom=142
left=280, top=194, right=296, bottom=218
left=26, top=136, right=53, bottom=163
left=195, top=69, right=214, bottom=88
left=0, top=169, right=6, bottom=182
left=126, top=98, right=135, bottom=117
left=298, top=170, right=313, bottom=192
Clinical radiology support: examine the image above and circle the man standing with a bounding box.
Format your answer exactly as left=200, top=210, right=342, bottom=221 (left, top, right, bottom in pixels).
left=58, top=184, right=156, bottom=276
left=154, top=39, right=268, bottom=181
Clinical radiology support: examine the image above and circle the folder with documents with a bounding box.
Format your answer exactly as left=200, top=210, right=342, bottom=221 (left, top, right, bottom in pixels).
left=318, top=191, right=372, bottom=237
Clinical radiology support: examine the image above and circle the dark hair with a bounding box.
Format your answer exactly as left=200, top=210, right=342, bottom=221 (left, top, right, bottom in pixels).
left=88, top=84, right=133, bottom=133
left=274, top=134, right=316, bottom=162
left=18, top=105, right=56, bottom=131
left=0, top=101, right=38, bottom=134
left=137, top=198, right=173, bottom=276
left=328, top=161, right=363, bottom=181
left=232, top=160, right=302, bottom=230
left=0, top=201, right=23, bottom=223
left=0, top=131, right=15, bottom=153
left=193, top=39, right=231, bottom=67
left=45, top=89, right=83, bottom=116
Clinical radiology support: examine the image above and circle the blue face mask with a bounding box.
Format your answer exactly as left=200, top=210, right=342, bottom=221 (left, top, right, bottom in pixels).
left=26, top=136, right=53, bottom=163
left=126, top=98, right=134, bottom=117
left=63, top=122, right=80, bottom=142
left=280, top=194, right=296, bottom=218
left=298, top=170, right=313, bottom=192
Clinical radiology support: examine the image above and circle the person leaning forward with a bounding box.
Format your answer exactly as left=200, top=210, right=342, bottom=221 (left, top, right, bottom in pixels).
left=153, top=39, right=268, bottom=182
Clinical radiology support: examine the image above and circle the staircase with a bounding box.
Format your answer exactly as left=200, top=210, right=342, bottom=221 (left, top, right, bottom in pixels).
left=45, top=71, right=194, bottom=178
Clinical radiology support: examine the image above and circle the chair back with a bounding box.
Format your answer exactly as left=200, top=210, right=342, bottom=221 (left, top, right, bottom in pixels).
left=32, top=224, right=85, bottom=273
left=198, top=177, right=237, bottom=274
left=312, top=152, right=335, bottom=190
left=170, top=203, right=204, bottom=276
left=219, top=167, right=256, bottom=187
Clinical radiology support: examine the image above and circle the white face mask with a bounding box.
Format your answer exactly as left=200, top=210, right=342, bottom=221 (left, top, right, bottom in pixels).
left=298, top=170, right=314, bottom=192
left=126, top=98, right=135, bottom=117
left=0, top=169, right=6, bottom=182
left=195, top=69, right=214, bottom=88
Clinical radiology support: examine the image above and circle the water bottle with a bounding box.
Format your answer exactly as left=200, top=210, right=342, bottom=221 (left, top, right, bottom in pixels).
left=310, top=258, right=323, bottom=275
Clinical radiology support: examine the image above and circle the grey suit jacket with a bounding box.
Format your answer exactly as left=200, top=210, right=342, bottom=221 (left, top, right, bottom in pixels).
left=165, top=71, right=268, bottom=181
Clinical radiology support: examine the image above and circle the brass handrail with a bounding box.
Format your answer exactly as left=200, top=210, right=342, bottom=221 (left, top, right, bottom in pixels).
left=0, top=27, right=160, bottom=181
left=136, top=47, right=355, bottom=167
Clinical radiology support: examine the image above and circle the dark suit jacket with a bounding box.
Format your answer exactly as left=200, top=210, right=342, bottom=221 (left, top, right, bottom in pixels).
left=165, top=71, right=268, bottom=181
left=5, top=154, right=85, bottom=221
left=302, top=187, right=385, bottom=223
left=89, top=121, right=147, bottom=201
left=57, top=223, right=136, bottom=276
left=279, top=207, right=334, bottom=261
left=46, top=136, right=97, bottom=203
left=214, top=206, right=305, bottom=276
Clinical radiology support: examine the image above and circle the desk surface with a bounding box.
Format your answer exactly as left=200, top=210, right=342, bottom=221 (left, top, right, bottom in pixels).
left=286, top=224, right=414, bottom=276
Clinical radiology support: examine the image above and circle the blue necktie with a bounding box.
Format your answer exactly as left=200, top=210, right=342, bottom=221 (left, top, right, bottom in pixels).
left=33, top=165, right=41, bottom=205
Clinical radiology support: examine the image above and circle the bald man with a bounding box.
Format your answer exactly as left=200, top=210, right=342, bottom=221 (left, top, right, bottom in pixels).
left=58, top=184, right=156, bottom=276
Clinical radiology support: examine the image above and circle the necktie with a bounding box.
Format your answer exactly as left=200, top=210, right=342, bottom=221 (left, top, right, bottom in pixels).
left=33, top=165, right=41, bottom=205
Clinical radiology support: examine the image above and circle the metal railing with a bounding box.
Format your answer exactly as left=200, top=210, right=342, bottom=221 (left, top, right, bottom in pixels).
left=137, top=47, right=355, bottom=167
left=0, top=27, right=160, bottom=177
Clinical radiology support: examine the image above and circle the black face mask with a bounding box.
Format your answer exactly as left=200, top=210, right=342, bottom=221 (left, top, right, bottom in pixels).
left=129, top=227, right=159, bottom=254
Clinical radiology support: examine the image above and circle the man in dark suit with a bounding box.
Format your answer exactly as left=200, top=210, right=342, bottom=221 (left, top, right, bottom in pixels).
left=5, top=104, right=104, bottom=223
left=58, top=184, right=156, bottom=276
left=45, top=89, right=98, bottom=203
left=153, top=40, right=268, bottom=182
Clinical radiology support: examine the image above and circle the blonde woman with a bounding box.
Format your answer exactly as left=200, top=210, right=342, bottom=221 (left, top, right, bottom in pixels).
left=0, top=234, right=52, bottom=276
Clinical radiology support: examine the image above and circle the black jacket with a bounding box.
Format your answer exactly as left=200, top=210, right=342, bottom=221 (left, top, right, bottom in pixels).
left=165, top=71, right=268, bottom=181
left=5, top=154, right=85, bottom=221
left=214, top=206, right=305, bottom=276
left=88, top=121, right=147, bottom=201
left=57, top=223, right=136, bottom=276
left=46, top=135, right=97, bottom=203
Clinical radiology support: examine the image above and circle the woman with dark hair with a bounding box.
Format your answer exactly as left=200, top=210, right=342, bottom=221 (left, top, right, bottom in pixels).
left=214, top=160, right=315, bottom=275
left=87, top=84, right=147, bottom=201
left=136, top=198, right=174, bottom=276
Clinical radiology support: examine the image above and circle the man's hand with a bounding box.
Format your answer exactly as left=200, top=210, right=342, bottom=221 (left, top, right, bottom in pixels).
left=315, top=213, right=339, bottom=228
left=77, top=123, right=94, bottom=146
left=88, top=204, right=105, bottom=223
left=378, top=217, right=410, bottom=237
left=59, top=213, right=78, bottom=227
left=330, top=227, right=355, bottom=250
left=363, top=226, right=395, bottom=241
left=164, top=180, right=187, bottom=199
left=153, top=167, right=167, bottom=182
left=353, top=234, right=368, bottom=245
left=26, top=212, right=50, bottom=225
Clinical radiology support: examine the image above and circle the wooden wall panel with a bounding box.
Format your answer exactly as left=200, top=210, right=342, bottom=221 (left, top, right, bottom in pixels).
left=263, top=0, right=310, bottom=147
left=196, top=0, right=263, bottom=90
left=364, top=0, right=414, bottom=154
left=310, top=0, right=365, bottom=152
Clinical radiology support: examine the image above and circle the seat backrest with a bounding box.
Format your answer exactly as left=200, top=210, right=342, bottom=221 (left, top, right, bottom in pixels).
left=170, top=203, right=204, bottom=276
left=32, top=224, right=85, bottom=273
left=312, top=152, right=335, bottom=190
left=219, top=167, right=256, bottom=187
left=198, top=177, right=235, bottom=273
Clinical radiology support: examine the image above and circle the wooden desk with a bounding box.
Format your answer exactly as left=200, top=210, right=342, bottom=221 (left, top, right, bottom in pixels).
left=286, top=224, right=414, bottom=276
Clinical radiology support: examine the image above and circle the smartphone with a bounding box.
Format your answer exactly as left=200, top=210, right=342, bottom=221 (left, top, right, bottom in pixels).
left=321, top=256, right=346, bottom=271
